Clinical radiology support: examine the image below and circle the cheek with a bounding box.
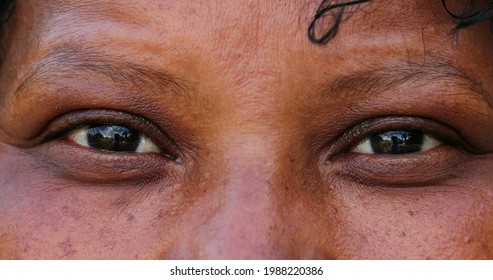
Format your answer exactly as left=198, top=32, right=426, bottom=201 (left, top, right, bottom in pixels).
left=331, top=176, right=493, bottom=259
left=0, top=180, right=172, bottom=259
left=0, top=145, right=186, bottom=259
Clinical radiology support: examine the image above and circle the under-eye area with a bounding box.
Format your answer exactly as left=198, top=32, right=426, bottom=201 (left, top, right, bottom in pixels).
left=331, top=144, right=468, bottom=187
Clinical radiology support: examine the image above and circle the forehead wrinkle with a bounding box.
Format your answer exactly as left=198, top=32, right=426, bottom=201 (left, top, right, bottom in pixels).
left=14, top=46, right=192, bottom=104
left=44, top=0, right=151, bottom=26
left=42, top=0, right=217, bottom=32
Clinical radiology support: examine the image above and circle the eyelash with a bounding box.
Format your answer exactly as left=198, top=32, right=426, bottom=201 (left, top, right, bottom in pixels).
left=41, top=110, right=182, bottom=162
left=325, top=116, right=470, bottom=162
left=42, top=111, right=470, bottom=176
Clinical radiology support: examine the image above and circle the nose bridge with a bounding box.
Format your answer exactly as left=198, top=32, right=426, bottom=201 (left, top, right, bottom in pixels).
left=199, top=134, right=286, bottom=259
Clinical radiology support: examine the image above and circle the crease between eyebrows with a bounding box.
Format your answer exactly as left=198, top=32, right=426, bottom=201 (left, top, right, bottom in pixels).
left=15, top=47, right=191, bottom=103
left=321, top=58, right=493, bottom=109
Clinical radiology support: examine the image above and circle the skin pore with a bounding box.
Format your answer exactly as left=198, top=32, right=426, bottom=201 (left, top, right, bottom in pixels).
left=0, top=0, right=493, bottom=259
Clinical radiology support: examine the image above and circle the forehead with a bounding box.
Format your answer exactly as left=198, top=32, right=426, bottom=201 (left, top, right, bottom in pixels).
left=6, top=0, right=490, bottom=122
left=18, top=1, right=463, bottom=83
left=28, top=0, right=454, bottom=55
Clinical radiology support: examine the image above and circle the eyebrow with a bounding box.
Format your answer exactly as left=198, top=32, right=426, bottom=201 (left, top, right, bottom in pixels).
left=15, top=47, right=191, bottom=101
left=321, top=57, right=493, bottom=108
left=13, top=47, right=492, bottom=111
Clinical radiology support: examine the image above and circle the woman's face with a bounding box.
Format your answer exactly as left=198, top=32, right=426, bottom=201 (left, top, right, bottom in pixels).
left=1, top=0, right=493, bottom=259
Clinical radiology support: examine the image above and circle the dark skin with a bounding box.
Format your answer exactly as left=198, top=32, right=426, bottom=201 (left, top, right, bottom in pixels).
left=0, top=0, right=493, bottom=259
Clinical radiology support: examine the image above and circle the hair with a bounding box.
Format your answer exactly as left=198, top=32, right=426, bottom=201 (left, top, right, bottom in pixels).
left=442, top=0, right=493, bottom=30
left=0, top=0, right=14, bottom=33
left=308, top=0, right=493, bottom=44
left=0, top=0, right=14, bottom=65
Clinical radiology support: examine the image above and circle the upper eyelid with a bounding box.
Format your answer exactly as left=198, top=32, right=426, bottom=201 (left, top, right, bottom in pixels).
left=38, top=109, right=184, bottom=159
left=40, top=110, right=158, bottom=141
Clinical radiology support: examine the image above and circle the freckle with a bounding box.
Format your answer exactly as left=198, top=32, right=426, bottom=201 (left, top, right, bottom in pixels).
left=407, top=210, right=414, bottom=216
left=59, top=238, right=76, bottom=257
left=157, top=209, right=167, bottom=219
left=127, top=213, right=135, bottom=221
left=21, top=243, right=30, bottom=253
left=401, top=232, right=406, bottom=237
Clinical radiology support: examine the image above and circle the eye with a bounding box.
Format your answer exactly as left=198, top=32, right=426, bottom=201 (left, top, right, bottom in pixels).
left=352, top=130, right=441, bottom=155
left=68, top=124, right=160, bottom=153
left=325, top=117, right=471, bottom=187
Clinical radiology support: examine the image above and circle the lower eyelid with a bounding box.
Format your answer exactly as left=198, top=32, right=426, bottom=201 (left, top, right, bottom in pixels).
left=326, top=144, right=467, bottom=187
left=38, top=139, right=180, bottom=184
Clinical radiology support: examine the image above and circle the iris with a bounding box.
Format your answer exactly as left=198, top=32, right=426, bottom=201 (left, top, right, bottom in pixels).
left=86, top=125, right=141, bottom=152
left=369, top=131, right=424, bottom=155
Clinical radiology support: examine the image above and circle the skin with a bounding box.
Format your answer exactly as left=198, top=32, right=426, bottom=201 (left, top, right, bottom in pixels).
left=0, top=0, right=492, bottom=259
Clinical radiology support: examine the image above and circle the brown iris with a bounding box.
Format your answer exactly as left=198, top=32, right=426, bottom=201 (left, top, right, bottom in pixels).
left=86, top=125, right=141, bottom=152
left=370, top=131, right=424, bottom=155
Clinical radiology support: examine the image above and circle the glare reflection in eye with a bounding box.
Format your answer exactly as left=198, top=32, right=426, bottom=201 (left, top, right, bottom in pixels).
left=68, top=125, right=160, bottom=153
left=352, top=131, right=441, bottom=155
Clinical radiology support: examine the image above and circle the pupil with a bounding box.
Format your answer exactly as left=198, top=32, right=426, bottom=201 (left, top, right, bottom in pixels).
left=86, top=125, right=141, bottom=152
left=370, top=131, right=424, bottom=155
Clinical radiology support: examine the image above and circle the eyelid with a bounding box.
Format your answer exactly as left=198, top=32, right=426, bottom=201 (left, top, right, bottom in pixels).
left=325, top=116, right=473, bottom=162
left=39, top=109, right=183, bottom=161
